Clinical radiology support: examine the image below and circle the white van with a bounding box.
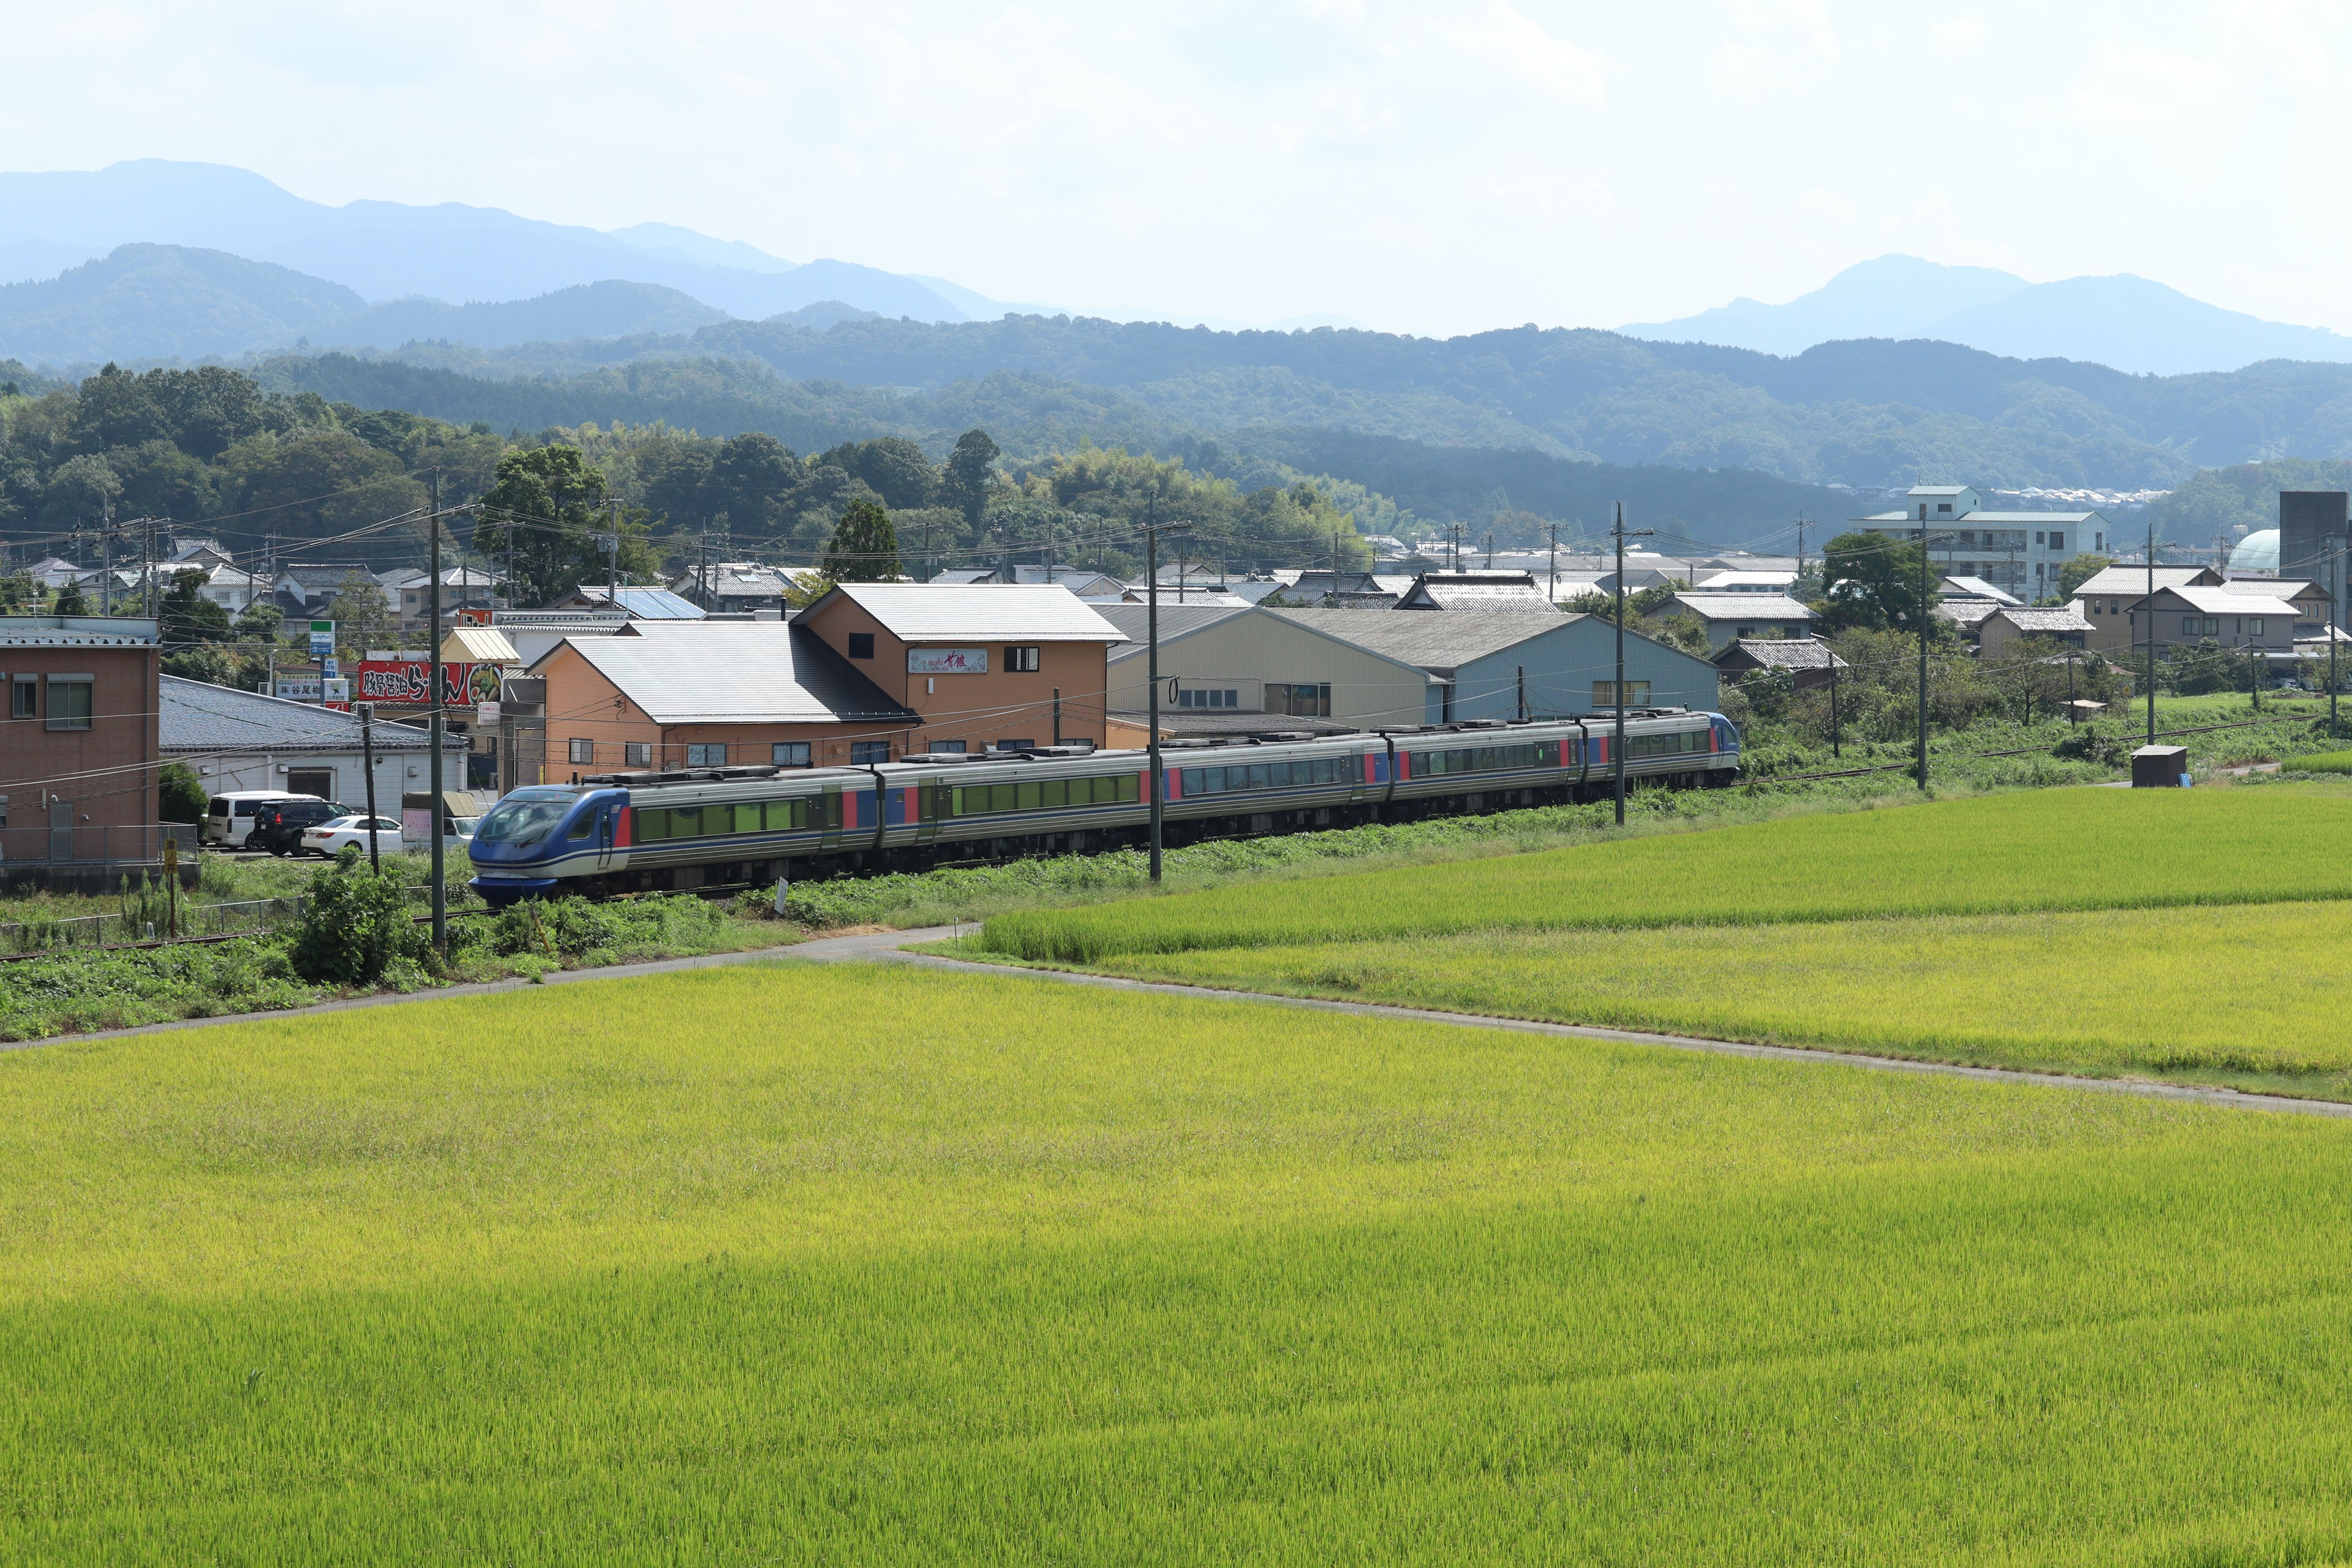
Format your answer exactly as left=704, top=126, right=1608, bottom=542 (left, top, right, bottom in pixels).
left=203, top=791, right=318, bottom=847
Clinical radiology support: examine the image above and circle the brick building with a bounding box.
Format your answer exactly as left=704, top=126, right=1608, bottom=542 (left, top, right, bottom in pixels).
left=1, top=614, right=164, bottom=888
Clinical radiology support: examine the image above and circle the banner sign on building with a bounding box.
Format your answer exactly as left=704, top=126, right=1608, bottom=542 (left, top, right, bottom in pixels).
left=907, top=647, right=988, bottom=674
left=354, top=658, right=484, bottom=706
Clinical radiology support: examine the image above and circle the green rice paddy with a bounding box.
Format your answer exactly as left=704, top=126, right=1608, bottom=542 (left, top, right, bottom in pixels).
left=8, top=962, right=2352, bottom=1562
left=979, top=785, right=2352, bottom=962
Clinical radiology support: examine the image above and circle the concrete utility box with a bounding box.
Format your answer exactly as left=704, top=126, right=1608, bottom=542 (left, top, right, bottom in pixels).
left=2132, top=745, right=2191, bottom=788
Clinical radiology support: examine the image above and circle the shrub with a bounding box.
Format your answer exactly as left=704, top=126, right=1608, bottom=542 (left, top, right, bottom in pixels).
left=159, top=763, right=209, bottom=826
left=288, top=847, right=428, bottom=986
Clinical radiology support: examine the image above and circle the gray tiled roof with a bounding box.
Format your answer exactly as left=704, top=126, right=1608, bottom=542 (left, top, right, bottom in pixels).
left=160, top=676, right=463, bottom=752
left=1991, top=608, right=2094, bottom=633
left=1267, top=607, right=1586, bottom=674
left=549, top=623, right=916, bottom=724
left=1102, top=603, right=1253, bottom=660
left=1669, top=594, right=1819, bottom=621
left=1716, top=638, right=1846, bottom=671
left=826, top=583, right=1128, bottom=642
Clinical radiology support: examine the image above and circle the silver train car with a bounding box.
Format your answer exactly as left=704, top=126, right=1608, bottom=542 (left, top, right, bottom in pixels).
left=466, top=709, right=1740, bottom=904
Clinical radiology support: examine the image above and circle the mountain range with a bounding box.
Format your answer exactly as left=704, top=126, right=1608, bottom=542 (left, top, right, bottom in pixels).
left=1623, top=255, right=2352, bottom=377
left=0, top=159, right=1021, bottom=327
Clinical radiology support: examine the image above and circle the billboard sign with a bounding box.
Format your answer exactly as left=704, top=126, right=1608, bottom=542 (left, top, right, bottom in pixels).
left=354, top=659, right=483, bottom=706
left=907, top=647, right=988, bottom=674
left=308, top=618, right=335, bottom=658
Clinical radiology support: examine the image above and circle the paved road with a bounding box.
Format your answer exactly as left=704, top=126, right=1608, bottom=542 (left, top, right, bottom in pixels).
left=23, top=925, right=2352, bottom=1122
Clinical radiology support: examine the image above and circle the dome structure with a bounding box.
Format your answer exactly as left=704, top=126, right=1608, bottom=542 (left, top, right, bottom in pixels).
left=2230, top=528, right=2279, bottom=573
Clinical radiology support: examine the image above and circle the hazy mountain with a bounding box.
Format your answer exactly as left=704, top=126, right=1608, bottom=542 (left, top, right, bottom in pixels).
left=0, top=244, right=363, bottom=361
left=0, top=159, right=990, bottom=323
left=1625, top=254, right=2352, bottom=375
left=1623, top=255, right=2030, bottom=356
left=337, top=281, right=731, bottom=352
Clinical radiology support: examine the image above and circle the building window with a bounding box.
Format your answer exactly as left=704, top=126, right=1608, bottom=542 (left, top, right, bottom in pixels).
left=2251, top=618, right=2265, bottom=636
left=772, top=742, right=812, bottom=767
left=45, top=677, right=92, bottom=731
left=1266, top=682, right=1332, bottom=717
left=2182, top=617, right=2199, bottom=635
left=1005, top=645, right=1041, bottom=672
left=992, top=739, right=1036, bottom=752
left=10, top=678, right=32, bottom=719
left=1937, top=502, right=1953, bottom=513
left=926, top=739, right=967, bottom=754
left=2035, top=532, right=2045, bottom=545
left=847, top=631, right=875, bottom=660
left=687, top=743, right=727, bottom=767
left=1593, top=680, right=1649, bottom=709
left=2206, top=618, right=2220, bottom=635
left=625, top=742, right=652, bottom=767
left=1177, top=687, right=1242, bottom=709
left=2050, top=532, right=2065, bottom=552
left=850, top=740, right=891, bottom=765
left=568, top=737, right=594, bottom=764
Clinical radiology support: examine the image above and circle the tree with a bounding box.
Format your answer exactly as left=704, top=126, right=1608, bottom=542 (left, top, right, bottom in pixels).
left=53, top=580, right=88, bottom=615
left=159, top=762, right=209, bottom=824
left=704, top=433, right=801, bottom=535
left=824, top=499, right=901, bottom=582
left=821, top=436, right=938, bottom=510
left=943, top=429, right=1000, bottom=527
left=325, top=570, right=396, bottom=660
left=159, top=568, right=233, bottom=650
left=1820, top=530, right=1934, bottom=633
left=2056, top=554, right=2113, bottom=601
left=472, top=445, right=654, bottom=604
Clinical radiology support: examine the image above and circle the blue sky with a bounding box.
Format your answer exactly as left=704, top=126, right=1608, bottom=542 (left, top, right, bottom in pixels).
left=6, top=1, right=2343, bottom=336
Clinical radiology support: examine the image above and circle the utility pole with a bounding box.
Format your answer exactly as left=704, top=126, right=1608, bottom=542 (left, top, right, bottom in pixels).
left=1793, top=515, right=1809, bottom=582
left=428, top=471, right=447, bottom=957
left=1916, top=502, right=1931, bottom=791
left=2332, top=535, right=2343, bottom=738
left=1828, top=652, right=1842, bottom=758
left=602, top=496, right=622, bottom=605
left=1547, top=521, right=1559, bottom=604
left=2145, top=522, right=2157, bottom=749
left=359, top=701, right=380, bottom=873
left=99, top=498, right=112, bottom=614
left=1611, top=502, right=1653, bottom=826
left=1330, top=532, right=1341, bottom=606
left=1142, top=498, right=1187, bottom=883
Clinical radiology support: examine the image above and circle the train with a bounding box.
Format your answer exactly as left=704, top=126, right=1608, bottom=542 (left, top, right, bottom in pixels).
left=464, top=708, right=1741, bottom=905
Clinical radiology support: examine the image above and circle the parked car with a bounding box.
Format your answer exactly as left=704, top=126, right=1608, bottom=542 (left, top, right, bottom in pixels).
left=204, top=791, right=315, bottom=847
left=445, top=816, right=481, bottom=854
left=300, top=814, right=407, bottom=859
left=247, top=797, right=352, bottom=856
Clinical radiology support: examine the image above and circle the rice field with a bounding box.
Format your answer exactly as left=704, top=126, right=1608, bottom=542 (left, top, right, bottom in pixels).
left=980, top=783, right=2352, bottom=962
left=9, top=962, right=2352, bottom=1562
left=1066, top=898, right=2352, bottom=1097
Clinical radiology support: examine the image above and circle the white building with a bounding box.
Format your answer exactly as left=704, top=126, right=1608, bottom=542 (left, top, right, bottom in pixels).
left=1855, top=485, right=2113, bottom=602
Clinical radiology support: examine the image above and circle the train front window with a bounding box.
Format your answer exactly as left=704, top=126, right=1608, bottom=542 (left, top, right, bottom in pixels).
left=475, top=790, right=579, bottom=846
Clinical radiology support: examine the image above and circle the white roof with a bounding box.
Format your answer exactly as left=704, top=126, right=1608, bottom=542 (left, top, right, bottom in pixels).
left=550, top=622, right=916, bottom=725
left=2073, top=565, right=2218, bottom=598
left=822, top=582, right=1128, bottom=643
left=1668, top=594, right=1818, bottom=620
left=1940, top=575, right=2022, bottom=605
left=2166, top=585, right=2301, bottom=617
left=1694, top=571, right=1799, bottom=591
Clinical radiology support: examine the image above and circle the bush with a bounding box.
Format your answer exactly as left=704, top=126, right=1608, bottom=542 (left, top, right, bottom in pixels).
left=288, top=847, right=428, bottom=986
left=159, top=763, right=209, bottom=826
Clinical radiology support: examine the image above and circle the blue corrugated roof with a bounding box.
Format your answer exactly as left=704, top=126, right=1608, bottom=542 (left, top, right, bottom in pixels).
left=611, top=587, right=704, bottom=619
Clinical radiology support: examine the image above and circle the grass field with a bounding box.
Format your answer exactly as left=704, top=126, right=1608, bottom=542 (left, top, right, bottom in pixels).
left=980, top=783, right=2352, bottom=962
left=8, top=962, right=2352, bottom=1562
left=1054, top=898, right=2352, bottom=1098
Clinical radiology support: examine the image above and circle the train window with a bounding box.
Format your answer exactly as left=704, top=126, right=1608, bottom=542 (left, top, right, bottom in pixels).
left=1016, top=782, right=1042, bottom=810
left=762, top=799, right=799, bottom=831
left=733, top=802, right=762, bottom=834
left=1040, top=778, right=1068, bottom=808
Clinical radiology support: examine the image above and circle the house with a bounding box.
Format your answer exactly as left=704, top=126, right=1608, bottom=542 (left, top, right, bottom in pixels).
left=21, top=557, right=87, bottom=591
left=0, top=614, right=164, bottom=889
left=160, top=675, right=467, bottom=805
left=2070, top=565, right=2223, bottom=655
left=1855, top=484, right=2113, bottom=600
left=1693, top=570, right=1801, bottom=594
left=272, top=562, right=388, bottom=615
left=792, top=582, right=1129, bottom=754
left=194, top=561, right=271, bottom=613
left=382, top=566, right=500, bottom=628
left=1940, top=575, right=2022, bottom=606
left=531, top=621, right=920, bottom=777
left=1977, top=606, right=2094, bottom=655
left=1270, top=607, right=1719, bottom=720
left=669, top=562, right=808, bottom=613
left=541, top=585, right=706, bottom=620
left=933, top=565, right=1127, bottom=600
left=1102, top=604, right=1438, bottom=733
left=1267, top=568, right=1395, bottom=608
left=1394, top=571, right=1559, bottom=611
left=1713, top=638, right=1847, bottom=692
left=2223, top=578, right=2334, bottom=638
left=1936, top=597, right=2003, bottom=643
left=1666, top=593, right=1819, bottom=652
left=2132, top=584, right=2301, bottom=657
left=486, top=609, right=636, bottom=668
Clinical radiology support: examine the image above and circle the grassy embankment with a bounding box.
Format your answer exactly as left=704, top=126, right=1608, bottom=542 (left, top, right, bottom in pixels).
left=7, top=962, right=2352, bottom=1562
left=970, top=783, right=2352, bottom=1098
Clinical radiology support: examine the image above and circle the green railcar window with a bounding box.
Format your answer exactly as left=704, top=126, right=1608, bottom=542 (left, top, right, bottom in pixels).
left=1041, top=779, right=1068, bottom=809
left=1016, top=782, right=1042, bottom=810
left=1117, top=774, right=1140, bottom=803
left=636, top=809, right=668, bottom=842
left=733, top=802, right=761, bottom=834
left=989, top=783, right=1016, bottom=813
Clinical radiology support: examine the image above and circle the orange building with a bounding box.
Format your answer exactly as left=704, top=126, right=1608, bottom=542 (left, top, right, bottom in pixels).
left=793, top=583, right=1125, bottom=755
left=1, top=614, right=164, bottom=888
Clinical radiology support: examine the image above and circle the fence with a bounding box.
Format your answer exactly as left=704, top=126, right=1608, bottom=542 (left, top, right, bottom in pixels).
left=0, top=822, right=198, bottom=867
left=0, top=876, right=478, bottom=955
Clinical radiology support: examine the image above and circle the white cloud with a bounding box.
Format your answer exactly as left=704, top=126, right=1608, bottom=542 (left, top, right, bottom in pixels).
left=2069, top=47, right=2232, bottom=126
left=1446, top=4, right=1610, bottom=103
left=1932, top=17, right=1983, bottom=53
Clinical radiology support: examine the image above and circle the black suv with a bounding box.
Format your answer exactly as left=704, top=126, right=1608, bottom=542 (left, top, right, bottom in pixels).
left=248, top=798, right=350, bottom=856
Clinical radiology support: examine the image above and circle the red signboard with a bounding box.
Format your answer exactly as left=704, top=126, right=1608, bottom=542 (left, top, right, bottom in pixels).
left=353, top=660, right=493, bottom=706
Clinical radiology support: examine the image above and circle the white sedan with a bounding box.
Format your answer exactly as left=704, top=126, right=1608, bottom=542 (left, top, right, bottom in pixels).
left=300, top=815, right=407, bottom=858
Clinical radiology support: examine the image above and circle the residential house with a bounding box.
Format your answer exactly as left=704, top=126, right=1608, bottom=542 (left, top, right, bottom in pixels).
left=2132, top=584, right=2301, bottom=657
left=0, top=615, right=163, bottom=888
left=1666, top=592, right=1820, bottom=652
left=1693, top=570, right=1801, bottom=594
left=1394, top=571, right=1559, bottom=611
left=542, top=586, right=707, bottom=620
left=1712, top=638, right=1847, bottom=692
left=532, top=621, right=919, bottom=777
left=383, top=566, right=500, bottom=629
left=1940, top=576, right=2022, bottom=606
left=669, top=562, right=807, bottom=614
left=793, top=583, right=1128, bottom=753
left=1977, top=606, right=2093, bottom=655
left=2070, top=565, right=2223, bottom=655
left=1102, top=604, right=1438, bottom=733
